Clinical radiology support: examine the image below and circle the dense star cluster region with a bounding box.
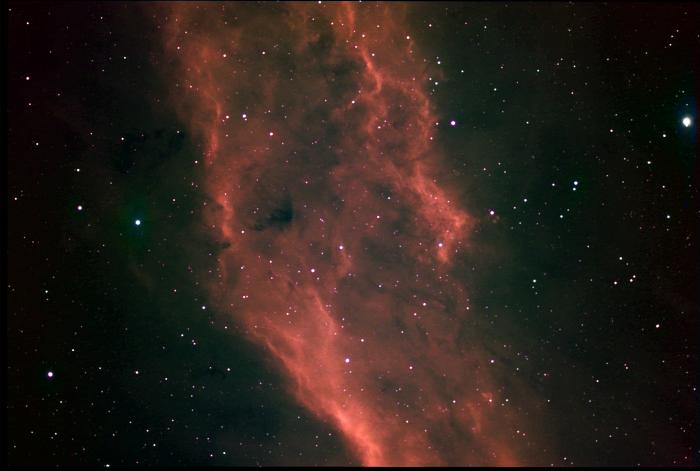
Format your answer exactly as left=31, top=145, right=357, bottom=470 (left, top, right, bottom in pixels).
left=7, top=1, right=699, bottom=467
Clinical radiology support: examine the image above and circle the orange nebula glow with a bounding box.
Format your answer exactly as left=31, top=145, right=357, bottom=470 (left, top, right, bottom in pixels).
left=162, top=2, right=538, bottom=465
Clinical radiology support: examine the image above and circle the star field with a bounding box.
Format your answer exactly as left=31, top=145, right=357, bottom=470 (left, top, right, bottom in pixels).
left=6, top=2, right=699, bottom=467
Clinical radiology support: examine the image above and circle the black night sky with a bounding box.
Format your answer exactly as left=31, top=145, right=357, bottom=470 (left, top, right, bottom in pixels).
left=6, top=2, right=699, bottom=467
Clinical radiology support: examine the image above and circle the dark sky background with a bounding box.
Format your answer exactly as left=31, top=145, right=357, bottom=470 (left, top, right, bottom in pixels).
left=7, top=1, right=699, bottom=467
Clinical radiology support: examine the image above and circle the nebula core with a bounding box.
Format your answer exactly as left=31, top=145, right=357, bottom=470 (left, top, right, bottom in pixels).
left=164, top=3, right=535, bottom=465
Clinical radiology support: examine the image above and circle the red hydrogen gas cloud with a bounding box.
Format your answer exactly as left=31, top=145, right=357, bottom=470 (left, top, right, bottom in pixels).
left=163, top=2, right=539, bottom=466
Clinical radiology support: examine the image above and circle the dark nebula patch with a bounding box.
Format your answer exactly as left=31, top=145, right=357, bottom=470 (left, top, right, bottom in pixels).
left=252, top=196, right=295, bottom=232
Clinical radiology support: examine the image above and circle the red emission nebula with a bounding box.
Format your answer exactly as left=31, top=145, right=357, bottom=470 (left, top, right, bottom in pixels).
left=163, top=2, right=543, bottom=466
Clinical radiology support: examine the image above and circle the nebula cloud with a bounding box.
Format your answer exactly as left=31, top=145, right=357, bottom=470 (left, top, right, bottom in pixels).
left=162, top=3, right=538, bottom=465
